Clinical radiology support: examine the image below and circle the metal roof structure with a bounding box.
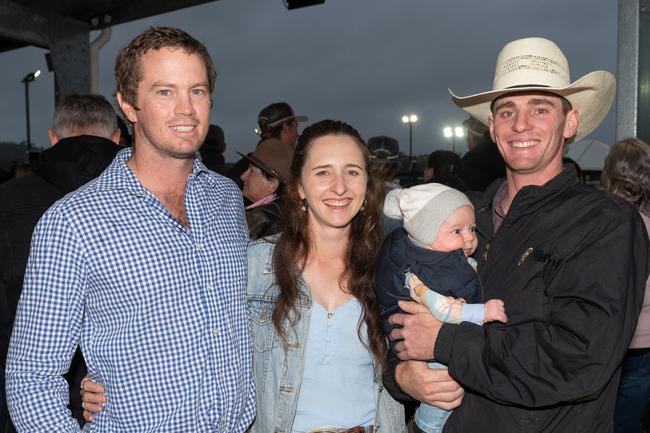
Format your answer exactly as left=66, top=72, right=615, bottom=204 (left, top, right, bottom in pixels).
left=0, top=0, right=218, bottom=52
left=0, top=0, right=220, bottom=103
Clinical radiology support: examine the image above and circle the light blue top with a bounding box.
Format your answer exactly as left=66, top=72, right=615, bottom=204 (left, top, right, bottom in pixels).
left=6, top=148, right=255, bottom=432
left=246, top=237, right=406, bottom=433
left=293, top=299, right=376, bottom=432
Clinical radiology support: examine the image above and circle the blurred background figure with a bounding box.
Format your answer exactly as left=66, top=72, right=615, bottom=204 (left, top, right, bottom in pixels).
left=602, top=138, right=650, bottom=433
left=368, top=135, right=402, bottom=237
left=423, top=150, right=467, bottom=191
left=368, top=135, right=401, bottom=193
left=562, top=156, right=584, bottom=183
left=459, top=115, right=506, bottom=191
left=199, top=124, right=228, bottom=175
left=0, top=93, right=121, bottom=432
left=228, top=101, right=307, bottom=190
left=239, top=138, right=294, bottom=240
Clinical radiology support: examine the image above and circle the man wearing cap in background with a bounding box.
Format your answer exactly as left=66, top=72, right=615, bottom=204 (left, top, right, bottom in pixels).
left=238, top=138, right=293, bottom=240
left=386, top=37, right=650, bottom=433
left=227, top=102, right=307, bottom=190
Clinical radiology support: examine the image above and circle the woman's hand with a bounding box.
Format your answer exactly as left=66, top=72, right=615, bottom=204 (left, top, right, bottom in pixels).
left=80, top=377, right=106, bottom=422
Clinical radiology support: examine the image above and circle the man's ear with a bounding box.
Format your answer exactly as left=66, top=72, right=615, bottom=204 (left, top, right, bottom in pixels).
left=488, top=114, right=496, bottom=143
left=47, top=129, right=59, bottom=145
left=563, top=109, right=580, bottom=140
left=117, top=92, right=138, bottom=124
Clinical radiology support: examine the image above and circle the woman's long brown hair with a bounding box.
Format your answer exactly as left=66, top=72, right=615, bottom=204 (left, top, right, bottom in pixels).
left=272, top=119, right=387, bottom=370
left=601, top=138, right=650, bottom=218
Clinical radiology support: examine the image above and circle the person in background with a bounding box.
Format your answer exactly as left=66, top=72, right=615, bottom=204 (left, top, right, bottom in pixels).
left=200, top=124, right=229, bottom=175
left=227, top=101, right=307, bottom=189
left=238, top=137, right=293, bottom=239
left=0, top=93, right=121, bottom=432
left=602, top=138, right=650, bottom=433
left=423, top=150, right=467, bottom=192
left=367, top=135, right=402, bottom=237
left=116, top=116, right=132, bottom=148
left=458, top=116, right=505, bottom=191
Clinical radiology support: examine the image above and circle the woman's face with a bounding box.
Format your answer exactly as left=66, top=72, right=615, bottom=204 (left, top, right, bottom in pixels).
left=298, top=134, right=367, bottom=234
left=241, top=164, right=279, bottom=203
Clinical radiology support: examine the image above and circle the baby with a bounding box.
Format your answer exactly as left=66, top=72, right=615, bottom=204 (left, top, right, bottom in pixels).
left=375, top=183, right=507, bottom=433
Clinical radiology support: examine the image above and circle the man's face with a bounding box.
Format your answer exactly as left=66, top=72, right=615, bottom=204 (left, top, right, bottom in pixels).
left=118, top=47, right=211, bottom=160
left=488, top=92, right=579, bottom=183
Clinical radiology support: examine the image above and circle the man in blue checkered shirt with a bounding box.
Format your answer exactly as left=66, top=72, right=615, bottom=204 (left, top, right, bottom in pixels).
left=5, top=27, right=255, bottom=432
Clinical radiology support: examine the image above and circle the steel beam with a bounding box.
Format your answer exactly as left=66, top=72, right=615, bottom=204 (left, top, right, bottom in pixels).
left=617, top=0, right=650, bottom=143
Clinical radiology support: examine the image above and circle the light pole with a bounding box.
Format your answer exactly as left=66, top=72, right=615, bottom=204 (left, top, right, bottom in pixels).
left=401, top=114, right=418, bottom=168
left=443, top=125, right=465, bottom=154
left=22, top=69, right=41, bottom=153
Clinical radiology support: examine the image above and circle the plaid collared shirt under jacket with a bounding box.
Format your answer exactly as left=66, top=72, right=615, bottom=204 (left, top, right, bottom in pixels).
left=6, top=148, right=255, bottom=432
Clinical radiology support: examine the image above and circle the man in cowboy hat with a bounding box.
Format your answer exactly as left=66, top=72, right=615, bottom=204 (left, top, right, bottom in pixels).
left=386, top=37, right=650, bottom=433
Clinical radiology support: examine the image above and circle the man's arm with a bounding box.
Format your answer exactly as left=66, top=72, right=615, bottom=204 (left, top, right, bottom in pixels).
left=6, top=208, right=86, bottom=432
left=392, top=210, right=650, bottom=407
left=383, top=301, right=464, bottom=409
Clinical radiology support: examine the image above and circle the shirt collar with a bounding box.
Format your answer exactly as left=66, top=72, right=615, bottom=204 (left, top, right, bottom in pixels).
left=95, top=148, right=213, bottom=192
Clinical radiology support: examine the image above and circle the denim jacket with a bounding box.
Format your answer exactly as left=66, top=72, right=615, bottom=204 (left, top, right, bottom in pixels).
left=246, top=237, right=406, bottom=433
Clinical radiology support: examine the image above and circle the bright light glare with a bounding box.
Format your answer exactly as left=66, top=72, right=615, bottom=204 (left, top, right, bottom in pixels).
left=443, top=127, right=453, bottom=138
left=454, top=127, right=464, bottom=137
left=34, top=69, right=41, bottom=78
left=401, top=115, right=409, bottom=124
left=409, top=114, right=418, bottom=123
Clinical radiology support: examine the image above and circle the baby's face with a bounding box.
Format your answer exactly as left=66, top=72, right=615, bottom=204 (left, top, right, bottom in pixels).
left=426, top=205, right=478, bottom=257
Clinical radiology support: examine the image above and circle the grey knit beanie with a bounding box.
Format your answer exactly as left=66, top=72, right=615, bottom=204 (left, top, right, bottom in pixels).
left=384, top=183, right=473, bottom=245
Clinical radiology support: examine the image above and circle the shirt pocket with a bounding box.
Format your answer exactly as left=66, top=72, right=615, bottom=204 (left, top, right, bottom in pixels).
left=247, top=296, right=278, bottom=353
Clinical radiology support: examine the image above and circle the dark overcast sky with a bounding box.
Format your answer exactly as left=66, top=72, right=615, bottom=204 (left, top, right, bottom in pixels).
left=0, top=0, right=618, bottom=163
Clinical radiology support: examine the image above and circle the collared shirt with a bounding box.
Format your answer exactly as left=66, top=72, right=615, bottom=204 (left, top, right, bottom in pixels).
left=245, top=192, right=278, bottom=210
left=492, top=180, right=508, bottom=232
left=6, top=148, right=255, bottom=432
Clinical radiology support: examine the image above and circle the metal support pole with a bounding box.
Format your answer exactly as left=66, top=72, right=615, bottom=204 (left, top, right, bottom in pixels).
left=408, top=123, right=413, bottom=168
left=24, top=80, right=30, bottom=152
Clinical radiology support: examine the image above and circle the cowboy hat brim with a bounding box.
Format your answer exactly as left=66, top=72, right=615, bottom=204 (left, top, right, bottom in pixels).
left=449, top=70, right=616, bottom=142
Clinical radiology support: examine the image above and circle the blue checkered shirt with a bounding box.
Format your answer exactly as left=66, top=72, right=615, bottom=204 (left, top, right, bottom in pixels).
left=6, top=148, right=255, bottom=432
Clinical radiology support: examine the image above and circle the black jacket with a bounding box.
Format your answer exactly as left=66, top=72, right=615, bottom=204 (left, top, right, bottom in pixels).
left=0, top=135, right=119, bottom=426
left=245, top=200, right=284, bottom=240
left=384, top=170, right=650, bottom=433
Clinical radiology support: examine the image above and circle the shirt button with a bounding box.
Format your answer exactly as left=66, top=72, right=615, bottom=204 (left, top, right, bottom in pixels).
left=207, top=283, right=213, bottom=290
left=326, top=338, right=331, bottom=342
left=196, top=242, right=203, bottom=250
left=212, top=327, right=218, bottom=335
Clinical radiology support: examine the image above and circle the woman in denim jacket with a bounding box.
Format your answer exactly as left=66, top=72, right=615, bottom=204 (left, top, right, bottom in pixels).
left=247, top=120, right=404, bottom=433
left=80, top=120, right=404, bottom=432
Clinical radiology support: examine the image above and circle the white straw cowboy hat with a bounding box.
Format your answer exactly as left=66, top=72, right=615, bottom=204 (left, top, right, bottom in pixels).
left=449, top=37, right=616, bottom=141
